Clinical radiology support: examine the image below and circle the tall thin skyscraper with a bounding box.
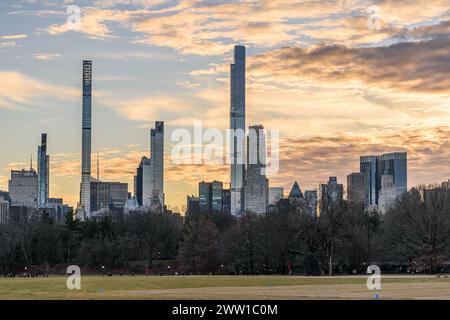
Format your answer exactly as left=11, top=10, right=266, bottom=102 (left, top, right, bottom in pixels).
left=230, top=45, right=246, bottom=215
left=37, top=133, right=49, bottom=208
left=80, top=60, right=92, bottom=219
left=151, top=121, right=164, bottom=208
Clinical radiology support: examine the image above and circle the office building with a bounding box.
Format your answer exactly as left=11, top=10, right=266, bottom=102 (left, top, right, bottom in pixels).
left=381, top=152, right=407, bottom=195
left=347, top=172, right=369, bottom=205
left=244, top=125, right=269, bottom=214
left=8, top=169, right=38, bottom=208
left=360, top=152, right=407, bottom=207
left=230, top=45, right=246, bottom=215
left=80, top=60, right=93, bottom=220
left=90, top=180, right=128, bottom=213
left=186, top=195, right=200, bottom=216
left=135, top=121, right=165, bottom=211
left=199, top=181, right=212, bottom=212
left=211, top=181, right=223, bottom=212
left=37, top=133, right=49, bottom=208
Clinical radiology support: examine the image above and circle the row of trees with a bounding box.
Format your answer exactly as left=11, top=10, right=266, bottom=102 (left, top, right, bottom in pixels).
left=1, top=186, right=450, bottom=275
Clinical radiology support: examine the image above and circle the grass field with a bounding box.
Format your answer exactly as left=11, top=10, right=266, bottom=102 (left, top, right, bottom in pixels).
left=0, top=275, right=449, bottom=300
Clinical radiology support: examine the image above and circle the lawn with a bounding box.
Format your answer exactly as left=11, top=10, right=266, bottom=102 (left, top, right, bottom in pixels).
left=0, top=275, right=449, bottom=300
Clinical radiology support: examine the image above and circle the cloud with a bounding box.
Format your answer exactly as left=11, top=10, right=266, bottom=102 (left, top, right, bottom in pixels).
left=32, top=53, right=61, bottom=60
left=0, top=71, right=77, bottom=110
left=0, top=34, right=28, bottom=39
left=249, top=37, right=450, bottom=94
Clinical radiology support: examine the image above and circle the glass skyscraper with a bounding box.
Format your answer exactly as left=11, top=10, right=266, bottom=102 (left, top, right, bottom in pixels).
left=230, top=45, right=246, bottom=215
left=360, top=152, right=407, bottom=207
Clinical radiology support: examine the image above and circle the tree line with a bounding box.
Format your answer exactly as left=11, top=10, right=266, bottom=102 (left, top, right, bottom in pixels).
left=1, top=186, right=449, bottom=275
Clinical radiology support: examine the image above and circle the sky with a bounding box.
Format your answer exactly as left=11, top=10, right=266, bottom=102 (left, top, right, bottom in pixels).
left=0, top=0, right=449, bottom=211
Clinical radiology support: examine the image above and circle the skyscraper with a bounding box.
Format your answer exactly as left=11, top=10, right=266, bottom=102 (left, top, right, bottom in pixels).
left=135, top=121, right=165, bottom=211
left=211, top=181, right=223, bottom=212
left=8, top=168, right=38, bottom=208
left=151, top=121, right=164, bottom=207
left=347, top=172, right=369, bottom=205
left=360, top=155, right=381, bottom=206
left=80, top=60, right=92, bottom=220
left=37, top=133, right=49, bottom=208
left=381, top=152, right=407, bottom=195
left=244, top=125, right=269, bottom=214
left=199, top=181, right=212, bottom=212
left=318, top=177, right=344, bottom=214
left=360, top=152, right=407, bottom=208
left=230, top=45, right=246, bottom=215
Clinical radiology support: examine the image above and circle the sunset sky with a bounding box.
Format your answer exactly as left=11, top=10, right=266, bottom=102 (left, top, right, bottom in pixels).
left=0, top=0, right=449, bottom=210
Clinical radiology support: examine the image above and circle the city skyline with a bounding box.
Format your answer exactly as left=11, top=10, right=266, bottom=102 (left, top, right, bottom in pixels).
left=1, top=0, right=449, bottom=210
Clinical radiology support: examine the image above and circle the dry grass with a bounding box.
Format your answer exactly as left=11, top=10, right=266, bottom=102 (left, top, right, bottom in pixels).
left=0, top=275, right=449, bottom=300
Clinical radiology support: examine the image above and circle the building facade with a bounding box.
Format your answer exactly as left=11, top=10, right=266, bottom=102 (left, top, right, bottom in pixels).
left=230, top=45, right=246, bottom=215
left=8, top=169, right=38, bottom=208
left=319, top=177, right=344, bottom=214
left=347, top=172, right=369, bottom=205
left=80, top=60, right=92, bottom=220
left=244, top=125, right=269, bottom=214
left=37, top=133, right=49, bottom=208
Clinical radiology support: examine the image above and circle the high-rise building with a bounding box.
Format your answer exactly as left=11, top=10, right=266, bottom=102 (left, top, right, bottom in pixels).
left=186, top=195, right=200, bottom=216
left=8, top=169, right=38, bottom=208
left=244, top=125, right=269, bottom=214
left=360, top=152, right=407, bottom=208
left=222, top=189, right=231, bottom=214
left=151, top=121, right=164, bottom=207
left=360, top=155, right=381, bottom=206
left=347, top=172, right=369, bottom=205
left=442, top=180, right=450, bottom=190
left=80, top=60, right=92, bottom=220
left=230, top=45, right=246, bottom=215
left=0, top=197, right=9, bottom=224
left=37, top=133, right=49, bottom=208
left=199, top=181, right=212, bottom=212
left=134, top=121, right=165, bottom=211
left=304, top=190, right=318, bottom=215
left=268, top=187, right=284, bottom=205
left=381, top=152, right=407, bottom=195
left=211, top=181, right=223, bottom=212
left=90, top=181, right=128, bottom=213
left=319, top=177, right=344, bottom=214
